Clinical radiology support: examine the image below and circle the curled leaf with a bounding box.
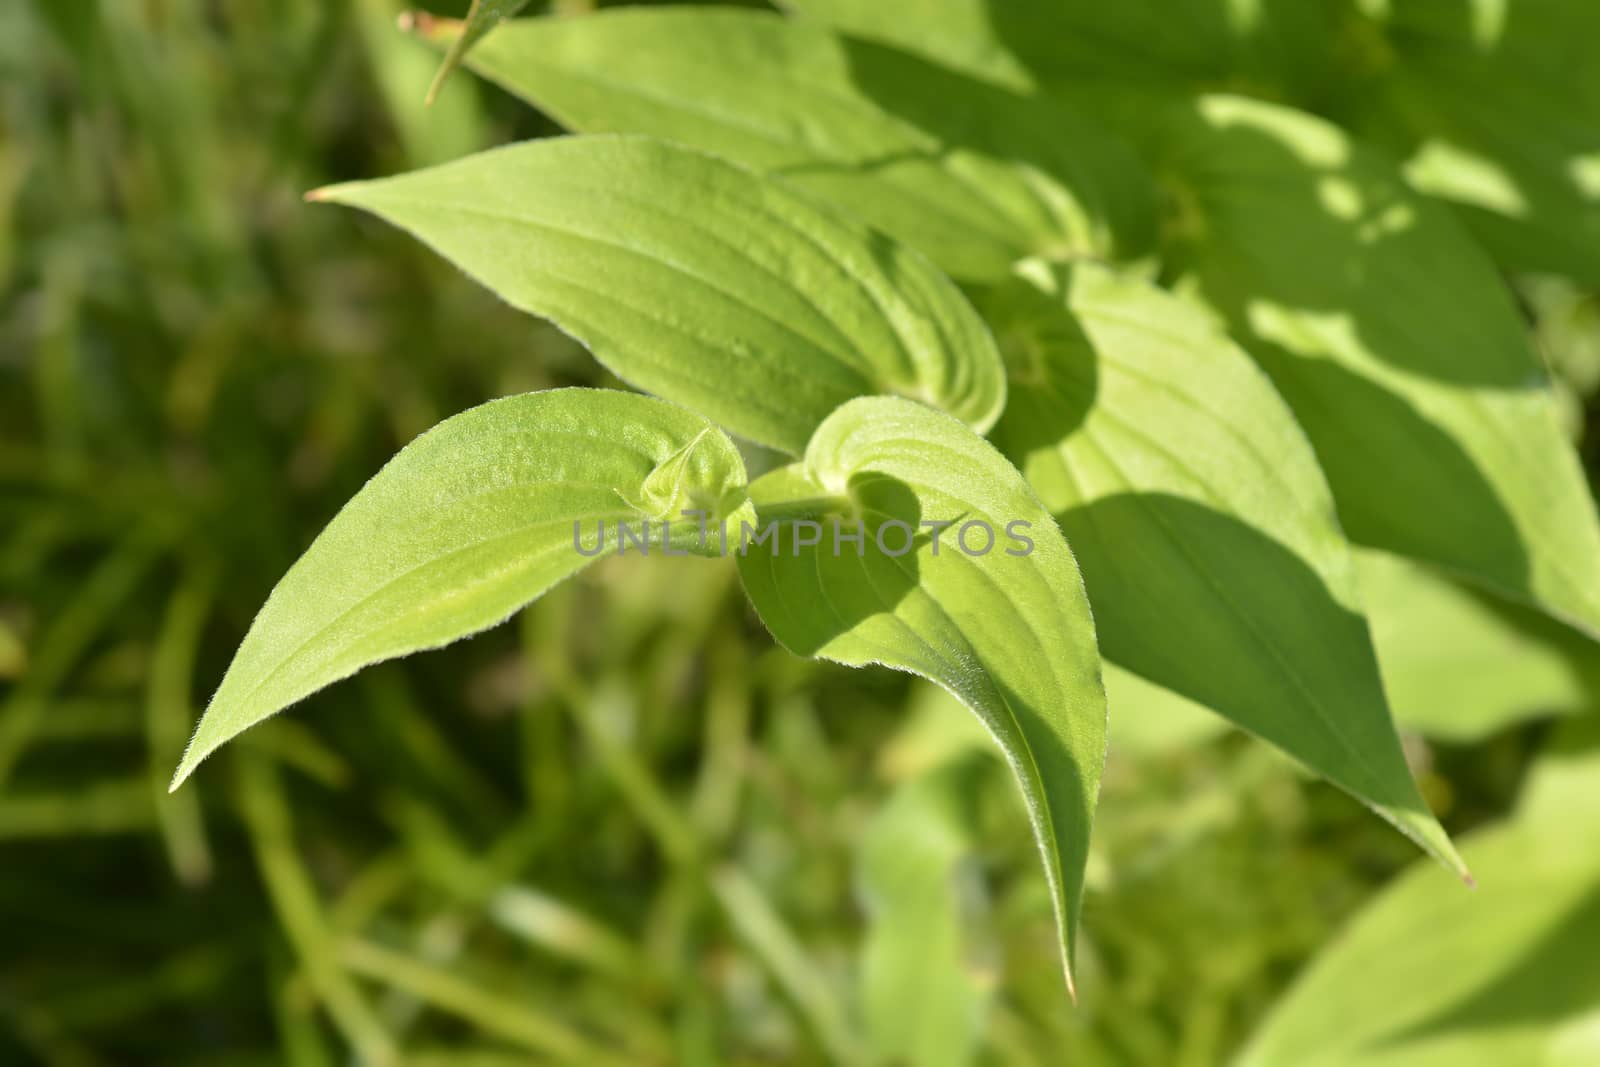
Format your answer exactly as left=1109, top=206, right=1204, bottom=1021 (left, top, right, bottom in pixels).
left=735, top=396, right=1107, bottom=996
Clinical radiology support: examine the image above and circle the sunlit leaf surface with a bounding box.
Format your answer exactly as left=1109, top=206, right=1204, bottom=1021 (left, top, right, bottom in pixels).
left=446, top=7, right=1155, bottom=280
left=172, top=389, right=750, bottom=787
left=985, top=260, right=1458, bottom=871
left=312, top=135, right=1005, bottom=455
left=736, top=396, right=1107, bottom=995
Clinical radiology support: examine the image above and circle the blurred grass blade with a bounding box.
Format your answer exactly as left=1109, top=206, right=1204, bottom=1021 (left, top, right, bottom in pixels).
left=859, top=765, right=992, bottom=1067
left=444, top=7, right=1157, bottom=279
left=985, top=260, right=1462, bottom=875
left=238, top=755, right=397, bottom=1065
left=171, top=389, right=751, bottom=788
left=0, top=531, right=163, bottom=789
left=147, top=567, right=217, bottom=885
left=338, top=938, right=632, bottom=1066
left=310, top=135, right=1006, bottom=455
left=488, top=885, right=648, bottom=985
left=0, top=779, right=154, bottom=838
left=712, top=865, right=868, bottom=1065
left=736, top=396, right=1108, bottom=997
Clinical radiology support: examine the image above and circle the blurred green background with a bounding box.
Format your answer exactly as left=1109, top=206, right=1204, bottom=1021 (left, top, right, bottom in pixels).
left=3, top=2, right=1599, bottom=1065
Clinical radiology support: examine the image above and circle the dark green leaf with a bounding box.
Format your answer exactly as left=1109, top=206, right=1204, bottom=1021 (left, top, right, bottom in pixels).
left=985, top=260, right=1459, bottom=870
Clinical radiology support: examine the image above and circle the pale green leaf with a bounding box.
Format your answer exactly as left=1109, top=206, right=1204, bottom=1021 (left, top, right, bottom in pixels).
left=734, top=395, right=1107, bottom=994
left=1519, top=716, right=1600, bottom=827
left=1360, top=550, right=1600, bottom=743
left=312, top=135, right=1004, bottom=455
left=1104, top=665, right=1227, bottom=758
left=1157, top=95, right=1600, bottom=637
left=984, top=260, right=1459, bottom=871
left=1238, top=764, right=1600, bottom=1067
left=171, top=389, right=751, bottom=788
left=445, top=7, right=1156, bottom=280
left=876, top=681, right=997, bottom=782
left=859, top=764, right=991, bottom=1067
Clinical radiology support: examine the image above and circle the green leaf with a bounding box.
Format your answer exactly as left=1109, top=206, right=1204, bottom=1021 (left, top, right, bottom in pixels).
left=1360, top=550, right=1600, bottom=743
left=984, top=260, right=1460, bottom=872
left=424, top=0, right=531, bottom=106
left=1238, top=770, right=1600, bottom=1067
left=444, top=7, right=1156, bottom=280
left=734, top=395, right=1107, bottom=995
left=1336, top=1, right=1600, bottom=283
left=779, top=0, right=1336, bottom=100
left=170, top=389, right=751, bottom=788
left=785, top=0, right=1227, bottom=88
left=779, top=0, right=1036, bottom=89
left=1520, top=716, right=1600, bottom=827
left=790, top=0, right=1600, bottom=281
left=312, top=135, right=1005, bottom=456
left=859, top=764, right=991, bottom=1067
left=1155, top=94, right=1600, bottom=637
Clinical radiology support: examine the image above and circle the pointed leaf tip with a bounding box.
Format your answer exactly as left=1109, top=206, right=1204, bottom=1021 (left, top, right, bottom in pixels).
left=736, top=396, right=1107, bottom=998
left=170, top=389, right=748, bottom=785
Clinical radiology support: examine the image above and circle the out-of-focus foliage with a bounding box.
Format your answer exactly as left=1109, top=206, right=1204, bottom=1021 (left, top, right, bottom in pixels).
left=3, top=1, right=1599, bottom=1066
left=1240, top=719, right=1600, bottom=1067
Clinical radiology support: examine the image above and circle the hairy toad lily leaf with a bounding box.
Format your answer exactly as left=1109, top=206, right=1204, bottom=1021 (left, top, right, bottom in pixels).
left=985, top=260, right=1460, bottom=873
left=311, top=135, right=1005, bottom=455
left=439, top=8, right=1156, bottom=280
left=171, top=389, right=751, bottom=788
left=735, top=396, right=1107, bottom=995
left=1156, top=96, right=1600, bottom=637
